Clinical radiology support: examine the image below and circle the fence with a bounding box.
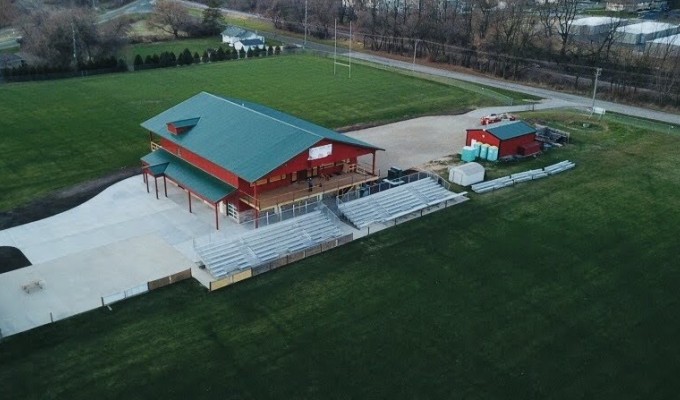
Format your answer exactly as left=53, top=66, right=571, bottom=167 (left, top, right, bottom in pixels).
left=101, top=268, right=192, bottom=306
left=208, top=233, right=353, bottom=291
left=238, top=199, right=324, bottom=229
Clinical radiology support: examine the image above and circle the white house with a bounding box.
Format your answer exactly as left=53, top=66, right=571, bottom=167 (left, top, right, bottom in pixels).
left=234, top=38, right=266, bottom=53
left=221, top=26, right=265, bottom=47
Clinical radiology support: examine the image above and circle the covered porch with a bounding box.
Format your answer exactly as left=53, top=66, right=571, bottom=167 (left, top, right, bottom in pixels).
left=241, top=168, right=380, bottom=212
left=141, top=149, right=236, bottom=230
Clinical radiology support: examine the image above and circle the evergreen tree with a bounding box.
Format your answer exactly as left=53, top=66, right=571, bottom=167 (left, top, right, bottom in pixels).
left=201, top=0, right=224, bottom=35
left=182, top=48, right=193, bottom=65
left=274, top=46, right=281, bottom=55
left=215, top=46, right=226, bottom=61
left=239, top=48, right=246, bottom=59
left=246, top=48, right=253, bottom=58
left=193, top=52, right=201, bottom=64
left=267, top=46, right=274, bottom=56
left=202, top=50, right=209, bottom=63
left=133, top=54, right=144, bottom=70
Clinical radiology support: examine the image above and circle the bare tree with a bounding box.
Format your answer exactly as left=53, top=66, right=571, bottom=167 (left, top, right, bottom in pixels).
left=538, top=0, right=579, bottom=60
left=0, top=0, right=18, bottom=28
left=18, top=7, right=128, bottom=67
left=150, top=0, right=191, bottom=39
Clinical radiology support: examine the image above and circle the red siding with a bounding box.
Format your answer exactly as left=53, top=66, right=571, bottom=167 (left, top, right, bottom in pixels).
left=160, top=139, right=239, bottom=186
left=266, top=140, right=373, bottom=177
left=466, top=130, right=536, bottom=157
left=496, top=134, right=536, bottom=157
left=466, top=130, right=501, bottom=149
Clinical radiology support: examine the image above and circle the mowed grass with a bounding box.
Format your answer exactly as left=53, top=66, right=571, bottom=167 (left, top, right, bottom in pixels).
left=1, top=112, right=680, bottom=399
left=0, top=55, right=499, bottom=211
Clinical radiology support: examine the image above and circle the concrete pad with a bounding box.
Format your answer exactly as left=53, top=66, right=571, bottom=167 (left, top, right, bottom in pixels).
left=0, top=235, right=192, bottom=337
left=346, top=101, right=570, bottom=173
left=0, top=176, right=249, bottom=265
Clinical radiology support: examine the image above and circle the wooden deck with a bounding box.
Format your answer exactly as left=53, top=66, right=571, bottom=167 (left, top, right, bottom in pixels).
left=241, top=172, right=379, bottom=211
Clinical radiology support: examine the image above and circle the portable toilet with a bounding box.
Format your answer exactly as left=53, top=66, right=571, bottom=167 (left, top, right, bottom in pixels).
left=480, top=143, right=490, bottom=159
left=461, top=146, right=476, bottom=162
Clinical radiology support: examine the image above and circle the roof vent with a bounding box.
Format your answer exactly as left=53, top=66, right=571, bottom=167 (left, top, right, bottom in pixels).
left=167, top=117, right=200, bottom=135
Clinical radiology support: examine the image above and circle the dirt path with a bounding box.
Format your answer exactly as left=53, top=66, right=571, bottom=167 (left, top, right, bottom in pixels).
left=0, top=167, right=140, bottom=231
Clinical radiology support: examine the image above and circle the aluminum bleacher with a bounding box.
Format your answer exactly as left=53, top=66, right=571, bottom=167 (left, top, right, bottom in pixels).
left=195, top=210, right=343, bottom=279
left=338, top=177, right=468, bottom=229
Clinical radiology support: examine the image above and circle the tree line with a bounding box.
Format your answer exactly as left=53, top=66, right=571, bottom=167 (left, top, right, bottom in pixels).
left=132, top=44, right=282, bottom=70
left=227, top=0, right=680, bottom=107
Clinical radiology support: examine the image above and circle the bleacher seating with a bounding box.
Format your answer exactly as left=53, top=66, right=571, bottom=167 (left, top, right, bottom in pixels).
left=195, top=211, right=343, bottom=279
left=338, top=177, right=468, bottom=229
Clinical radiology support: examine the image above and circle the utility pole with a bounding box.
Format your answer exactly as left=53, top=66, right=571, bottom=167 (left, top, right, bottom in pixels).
left=72, top=22, right=77, bottom=67
left=412, top=39, right=419, bottom=73
left=304, top=0, right=308, bottom=49
left=591, top=67, right=602, bottom=110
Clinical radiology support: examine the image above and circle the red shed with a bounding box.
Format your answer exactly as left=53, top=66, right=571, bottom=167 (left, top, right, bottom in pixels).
left=466, top=120, right=538, bottom=158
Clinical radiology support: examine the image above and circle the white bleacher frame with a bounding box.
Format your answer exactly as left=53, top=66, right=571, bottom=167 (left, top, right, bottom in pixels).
left=337, top=172, right=469, bottom=229
left=195, top=205, right=345, bottom=279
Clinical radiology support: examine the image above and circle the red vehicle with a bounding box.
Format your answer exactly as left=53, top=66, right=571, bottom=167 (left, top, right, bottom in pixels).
left=480, top=112, right=516, bottom=125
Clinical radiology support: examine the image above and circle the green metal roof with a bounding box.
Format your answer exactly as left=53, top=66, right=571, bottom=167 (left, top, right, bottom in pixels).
left=141, top=92, right=382, bottom=182
left=486, top=120, right=536, bottom=141
left=142, top=149, right=236, bottom=203
left=171, top=117, right=200, bottom=129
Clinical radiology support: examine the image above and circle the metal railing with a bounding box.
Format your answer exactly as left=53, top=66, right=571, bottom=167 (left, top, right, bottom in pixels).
left=239, top=163, right=378, bottom=211
left=336, top=170, right=449, bottom=206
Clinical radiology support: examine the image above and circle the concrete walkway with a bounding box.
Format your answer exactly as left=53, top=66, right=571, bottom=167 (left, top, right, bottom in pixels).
left=0, top=176, right=249, bottom=337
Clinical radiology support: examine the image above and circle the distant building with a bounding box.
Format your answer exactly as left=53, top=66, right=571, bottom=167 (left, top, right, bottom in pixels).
left=466, top=121, right=539, bottom=158
left=606, top=0, right=648, bottom=11
left=615, top=21, right=679, bottom=45
left=234, top=38, right=266, bottom=53
left=571, top=17, right=627, bottom=37
left=646, top=33, right=680, bottom=56
left=221, top=26, right=265, bottom=47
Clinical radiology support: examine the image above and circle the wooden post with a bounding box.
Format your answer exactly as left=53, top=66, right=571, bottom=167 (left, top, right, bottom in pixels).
left=215, top=203, right=219, bottom=230
left=372, top=151, right=376, bottom=175
left=254, top=184, right=259, bottom=228
left=145, top=171, right=149, bottom=193
left=188, top=191, right=192, bottom=213
left=154, top=177, right=159, bottom=199
left=163, top=176, right=168, bottom=197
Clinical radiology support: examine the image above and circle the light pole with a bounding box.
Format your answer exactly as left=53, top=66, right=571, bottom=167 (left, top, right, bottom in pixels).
left=304, top=0, right=308, bottom=49
left=591, top=67, right=602, bottom=110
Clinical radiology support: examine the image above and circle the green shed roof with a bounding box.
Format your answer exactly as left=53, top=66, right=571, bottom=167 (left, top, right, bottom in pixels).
left=142, top=149, right=236, bottom=203
left=141, top=92, right=382, bottom=182
left=485, top=120, right=536, bottom=140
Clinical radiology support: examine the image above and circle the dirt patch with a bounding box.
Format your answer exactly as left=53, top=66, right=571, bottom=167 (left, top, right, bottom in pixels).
left=337, top=108, right=474, bottom=133
left=0, top=247, right=31, bottom=274
left=0, top=167, right=140, bottom=231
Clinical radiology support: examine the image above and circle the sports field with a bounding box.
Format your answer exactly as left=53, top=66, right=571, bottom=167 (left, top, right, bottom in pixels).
left=1, top=111, right=679, bottom=399
left=0, top=55, right=503, bottom=211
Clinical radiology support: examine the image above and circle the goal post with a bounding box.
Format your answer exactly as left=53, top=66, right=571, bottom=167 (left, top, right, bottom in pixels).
left=334, top=19, right=352, bottom=78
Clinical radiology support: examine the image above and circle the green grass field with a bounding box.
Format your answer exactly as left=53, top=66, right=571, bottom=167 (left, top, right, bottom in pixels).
left=1, top=110, right=680, bottom=399
left=0, top=55, right=502, bottom=211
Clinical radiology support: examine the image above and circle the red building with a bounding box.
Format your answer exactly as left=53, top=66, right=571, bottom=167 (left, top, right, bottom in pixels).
left=141, top=92, right=382, bottom=229
left=466, top=120, right=539, bottom=158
